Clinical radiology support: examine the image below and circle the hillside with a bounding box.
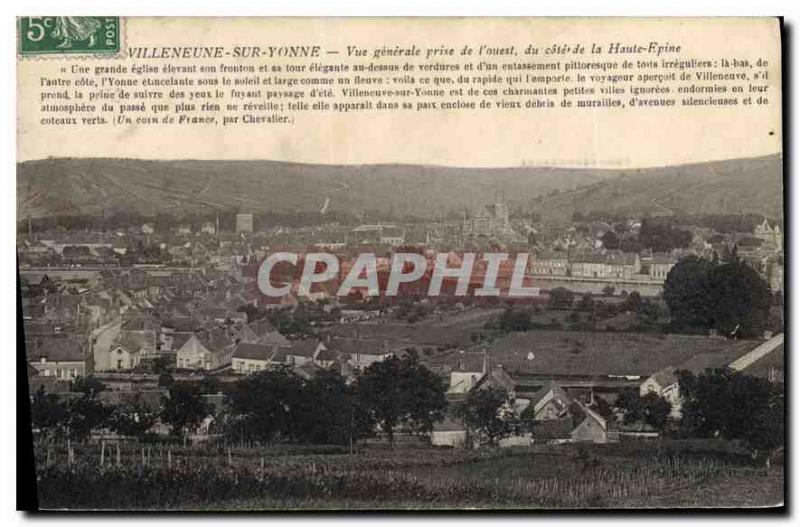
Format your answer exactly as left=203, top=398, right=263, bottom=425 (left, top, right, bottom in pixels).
left=533, top=155, right=783, bottom=222
left=17, top=155, right=782, bottom=221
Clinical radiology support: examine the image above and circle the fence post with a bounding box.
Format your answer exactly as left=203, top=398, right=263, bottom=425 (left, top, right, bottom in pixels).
left=227, top=447, right=232, bottom=466
left=168, top=449, right=172, bottom=470
left=116, top=442, right=121, bottom=466
left=100, top=440, right=105, bottom=466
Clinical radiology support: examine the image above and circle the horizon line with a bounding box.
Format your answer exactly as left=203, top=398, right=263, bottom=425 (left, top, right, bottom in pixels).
left=17, top=151, right=783, bottom=172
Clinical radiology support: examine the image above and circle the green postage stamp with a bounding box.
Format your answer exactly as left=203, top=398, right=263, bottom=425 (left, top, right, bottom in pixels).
left=18, top=16, right=120, bottom=56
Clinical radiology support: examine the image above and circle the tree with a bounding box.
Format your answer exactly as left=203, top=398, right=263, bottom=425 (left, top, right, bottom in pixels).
left=226, top=367, right=303, bottom=444
left=642, top=392, right=671, bottom=432
left=66, top=392, right=112, bottom=442
left=287, top=371, right=374, bottom=447
left=600, top=231, right=620, bottom=250
left=616, top=388, right=646, bottom=423
left=548, top=287, right=574, bottom=310
left=498, top=307, right=532, bottom=332
left=150, top=356, right=173, bottom=375
left=677, top=368, right=783, bottom=466
left=355, top=356, right=447, bottom=445
left=224, top=369, right=375, bottom=447
left=635, top=300, right=664, bottom=327
left=160, top=383, right=210, bottom=440
left=664, top=257, right=771, bottom=338
left=64, top=376, right=111, bottom=441
left=747, top=388, right=785, bottom=468
left=638, top=219, right=692, bottom=252
left=616, top=388, right=672, bottom=432
left=663, top=256, right=715, bottom=332
left=107, top=395, right=157, bottom=441
left=71, top=375, right=106, bottom=396
left=576, top=294, right=595, bottom=312
left=454, top=387, right=520, bottom=447
left=158, top=372, right=175, bottom=388
left=707, top=261, right=772, bottom=338
left=31, top=387, right=69, bottom=438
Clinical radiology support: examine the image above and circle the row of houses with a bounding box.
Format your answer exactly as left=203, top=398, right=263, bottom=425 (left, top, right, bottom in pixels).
left=176, top=322, right=395, bottom=375
left=529, top=249, right=678, bottom=282
left=428, top=332, right=785, bottom=447
left=432, top=351, right=615, bottom=447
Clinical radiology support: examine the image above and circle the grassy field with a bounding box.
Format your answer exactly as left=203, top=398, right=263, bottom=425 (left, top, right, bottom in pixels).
left=36, top=440, right=783, bottom=510
left=460, top=330, right=757, bottom=377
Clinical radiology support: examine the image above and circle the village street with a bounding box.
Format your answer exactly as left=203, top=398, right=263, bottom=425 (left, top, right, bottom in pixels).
left=91, top=317, right=121, bottom=371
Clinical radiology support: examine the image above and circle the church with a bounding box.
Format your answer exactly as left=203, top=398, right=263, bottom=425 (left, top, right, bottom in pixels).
left=461, top=191, right=518, bottom=242
left=754, top=217, right=783, bottom=255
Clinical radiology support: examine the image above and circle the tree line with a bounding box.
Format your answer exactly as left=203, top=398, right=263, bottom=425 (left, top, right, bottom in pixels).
left=31, top=358, right=783, bottom=463
left=31, top=357, right=449, bottom=449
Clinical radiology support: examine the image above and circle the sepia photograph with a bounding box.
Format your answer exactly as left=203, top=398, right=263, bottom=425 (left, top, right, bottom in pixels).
left=15, top=16, right=785, bottom=511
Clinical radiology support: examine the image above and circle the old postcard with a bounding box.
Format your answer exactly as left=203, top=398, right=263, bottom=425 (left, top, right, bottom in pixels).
left=17, top=17, right=784, bottom=510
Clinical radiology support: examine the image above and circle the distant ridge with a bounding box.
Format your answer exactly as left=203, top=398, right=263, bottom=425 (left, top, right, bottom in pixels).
left=17, top=154, right=782, bottom=221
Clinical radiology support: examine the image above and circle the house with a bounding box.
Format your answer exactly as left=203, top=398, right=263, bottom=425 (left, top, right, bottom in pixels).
left=27, top=336, right=91, bottom=381
left=530, top=251, right=569, bottom=277
left=273, top=338, right=326, bottom=366
left=648, top=253, right=677, bottom=281
left=327, top=337, right=394, bottom=370
left=447, top=350, right=487, bottom=394
left=568, top=401, right=610, bottom=443
left=176, top=329, right=235, bottom=371
left=471, top=364, right=516, bottom=398
left=27, top=362, right=65, bottom=394
left=431, top=415, right=468, bottom=448
left=754, top=218, right=783, bottom=252
left=315, top=346, right=343, bottom=368
left=640, top=365, right=681, bottom=418
left=292, top=361, right=326, bottom=380
left=199, top=307, right=233, bottom=325
left=569, top=250, right=609, bottom=279
left=238, top=318, right=290, bottom=348
left=379, top=227, right=406, bottom=246
left=604, top=250, right=641, bottom=279
left=160, top=316, right=201, bottom=352
left=525, top=381, right=573, bottom=421
left=637, top=334, right=785, bottom=420
left=231, top=342, right=276, bottom=374
left=569, top=250, right=640, bottom=280
left=99, top=334, right=146, bottom=372
left=119, top=313, right=160, bottom=358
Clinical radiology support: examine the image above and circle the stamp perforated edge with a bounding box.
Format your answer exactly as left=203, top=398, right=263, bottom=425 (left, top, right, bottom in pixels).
left=17, top=17, right=126, bottom=61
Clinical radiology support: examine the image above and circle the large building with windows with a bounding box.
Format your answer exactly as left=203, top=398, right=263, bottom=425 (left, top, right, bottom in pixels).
left=235, top=213, right=254, bottom=233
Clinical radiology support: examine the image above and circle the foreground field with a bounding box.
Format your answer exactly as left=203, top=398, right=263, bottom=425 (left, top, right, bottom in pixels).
left=36, top=441, right=783, bottom=510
